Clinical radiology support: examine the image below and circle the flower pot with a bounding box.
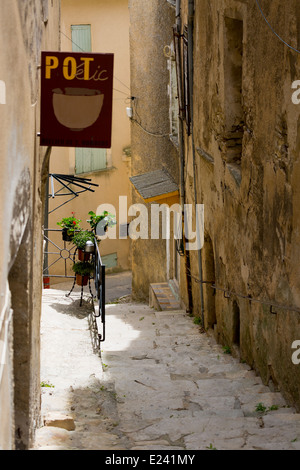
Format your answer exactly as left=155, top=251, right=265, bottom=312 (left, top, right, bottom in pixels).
left=78, top=249, right=90, bottom=261
left=62, top=228, right=73, bottom=242
left=43, top=276, right=50, bottom=289
left=76, top=274, right=89, bottom=286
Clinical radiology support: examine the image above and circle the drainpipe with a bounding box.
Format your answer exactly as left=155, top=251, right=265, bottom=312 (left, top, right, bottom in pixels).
left=42, top=146, right=52, bottom=278
left=175, top=0, right=193, bottom=313
left=188, top=0, right=205, bottom=326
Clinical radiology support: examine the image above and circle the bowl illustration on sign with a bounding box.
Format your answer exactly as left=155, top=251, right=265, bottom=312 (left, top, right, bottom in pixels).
left=52, top=87, right=104, bottom=131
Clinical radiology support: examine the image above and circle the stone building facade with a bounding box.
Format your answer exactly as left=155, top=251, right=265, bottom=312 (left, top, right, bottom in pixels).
left=0, top=0, right=60, bottom=450
left=130, top=0, right=300, bottom=410
left=128, top=0, right=181, bottom=300
left=178, top=0, right=300, bottom=410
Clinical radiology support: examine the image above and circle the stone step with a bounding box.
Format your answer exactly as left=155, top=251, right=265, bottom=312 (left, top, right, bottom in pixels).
left=149, top=283, right=182, bottom=311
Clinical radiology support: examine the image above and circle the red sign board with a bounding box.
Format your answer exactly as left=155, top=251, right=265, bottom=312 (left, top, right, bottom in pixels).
left=40, top=51, right=114, bottom=148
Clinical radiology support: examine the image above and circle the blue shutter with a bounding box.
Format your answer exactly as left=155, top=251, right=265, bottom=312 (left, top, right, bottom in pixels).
left=101, top=253, right=118, bottom=269
left=71, top=24, right=91, bottom=52
left=75, top=148, right=107, bottom=174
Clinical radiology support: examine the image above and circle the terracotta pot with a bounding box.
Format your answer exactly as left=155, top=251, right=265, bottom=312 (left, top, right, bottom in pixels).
left=78, top=249, right=91, bottom=261
left=76, top=274, right=89, bottom=286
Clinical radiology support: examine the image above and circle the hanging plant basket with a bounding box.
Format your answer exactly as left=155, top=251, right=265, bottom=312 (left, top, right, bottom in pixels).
left=76, top=274, right=89, bottom=286
left=72, top=261, right=94, bottom=287
left=62, top=228, right=73, bottom=242
left=57, top=214, right=81, bottom=242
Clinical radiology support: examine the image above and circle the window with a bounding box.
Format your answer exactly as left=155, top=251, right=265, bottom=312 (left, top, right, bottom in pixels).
left=101, top=252, right=118, bottom=269
left=71, top=24, right=108, bottom=174
left=167, top=43, right=179, bottom=145
left=75, top=147, right=107, bottom=174
left=71, top=24, right=91, bottom=52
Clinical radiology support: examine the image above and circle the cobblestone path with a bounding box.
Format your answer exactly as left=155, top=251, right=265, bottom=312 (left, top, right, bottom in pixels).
left=33, top=288, right=300, bottom=450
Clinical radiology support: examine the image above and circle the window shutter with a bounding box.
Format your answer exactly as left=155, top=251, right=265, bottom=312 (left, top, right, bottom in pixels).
left=101, top=253, right=118, bottom=269
left=75, top=148, right=107, bottom=174
left=170, top=59, right=179, bottom=138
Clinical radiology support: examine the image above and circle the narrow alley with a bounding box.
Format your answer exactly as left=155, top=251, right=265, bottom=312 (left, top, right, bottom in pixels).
left=33, top=274, right=300, bottom=451
left=3, top=0, right=300, bottom=452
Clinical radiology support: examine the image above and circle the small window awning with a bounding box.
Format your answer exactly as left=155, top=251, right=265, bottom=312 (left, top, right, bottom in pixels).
left=129, top=168, right=179, bottom=205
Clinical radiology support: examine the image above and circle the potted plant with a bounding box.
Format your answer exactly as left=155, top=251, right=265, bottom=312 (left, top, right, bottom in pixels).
left=87, top=210, right=116, bottom=236
left=72, top=261, right=94, bottom=286
left=72, top=230, right=95, bottom=261
left=57, top=212, right=81, bottom=241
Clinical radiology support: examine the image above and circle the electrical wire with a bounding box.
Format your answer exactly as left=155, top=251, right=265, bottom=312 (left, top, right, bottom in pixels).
left=255, top=0, right=300, bottom=54
left=131, top=118, right=170, bottom=138
left=130, top=98, right=170, bottom=137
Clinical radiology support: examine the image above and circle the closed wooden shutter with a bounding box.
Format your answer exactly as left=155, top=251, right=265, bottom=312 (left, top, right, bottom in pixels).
left=101, top=253, right=118, bottom=269
left=170, top=58, right=179, bottom=139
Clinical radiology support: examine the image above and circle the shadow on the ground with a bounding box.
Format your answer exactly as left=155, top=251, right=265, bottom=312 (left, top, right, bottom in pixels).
left=47, top=298, right=94, bottom=319
left=38, top=375, right=131, bottom=450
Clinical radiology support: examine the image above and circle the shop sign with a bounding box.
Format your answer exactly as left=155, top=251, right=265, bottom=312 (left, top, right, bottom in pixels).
left=40, top=51, right=114, bottom=148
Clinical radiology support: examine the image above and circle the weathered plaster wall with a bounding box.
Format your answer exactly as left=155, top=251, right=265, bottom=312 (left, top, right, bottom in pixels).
left=181, top=0, right=300, bottom=409
left=0, top=0, right=60, bottom=449
left=129, top=0, right=179, bottom=299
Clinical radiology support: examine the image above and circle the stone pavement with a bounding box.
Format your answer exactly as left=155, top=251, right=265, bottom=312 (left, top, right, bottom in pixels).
left=33, top=277, right=300, bottom=450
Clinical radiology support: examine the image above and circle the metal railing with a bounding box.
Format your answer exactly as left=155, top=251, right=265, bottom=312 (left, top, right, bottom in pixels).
left=43, top=228, right=106, bottom=344
left=93, top=240, right=106, bottom=342
left=43, top=228, right=77, bottom=279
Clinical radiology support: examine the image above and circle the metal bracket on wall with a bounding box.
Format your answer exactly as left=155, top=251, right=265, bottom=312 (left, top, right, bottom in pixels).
left=270, top=305, right=277, bottom=315
left=48, top=173, right=99, bottom=214
left=224, top=290, right=231, bottom=299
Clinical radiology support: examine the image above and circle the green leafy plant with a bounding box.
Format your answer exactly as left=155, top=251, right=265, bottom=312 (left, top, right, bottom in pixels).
left=72, top=261, right=94, bottom=276
left=255, top=403, right=279, bottom=414
left=87, top=210, right=116, bottom=231
left=57, top=212, right=81, bottom=235
left=41, top=381, right=54, bottom=388
left=223, top=346, right=231, bottom=355
left=193, top=316, right=202, bottom=325
left=206, top=443, right=217, bottom=450
left=268, top=405, right=279, bottom=411
left=72, top=230, right=95, bottom=250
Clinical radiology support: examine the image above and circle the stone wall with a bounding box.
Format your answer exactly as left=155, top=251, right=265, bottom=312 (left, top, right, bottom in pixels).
left=0, top=0, right=60, bottom=450
left=129, top=0, right=180, bottom=300
left=179, top=0, right=300, bottom=409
